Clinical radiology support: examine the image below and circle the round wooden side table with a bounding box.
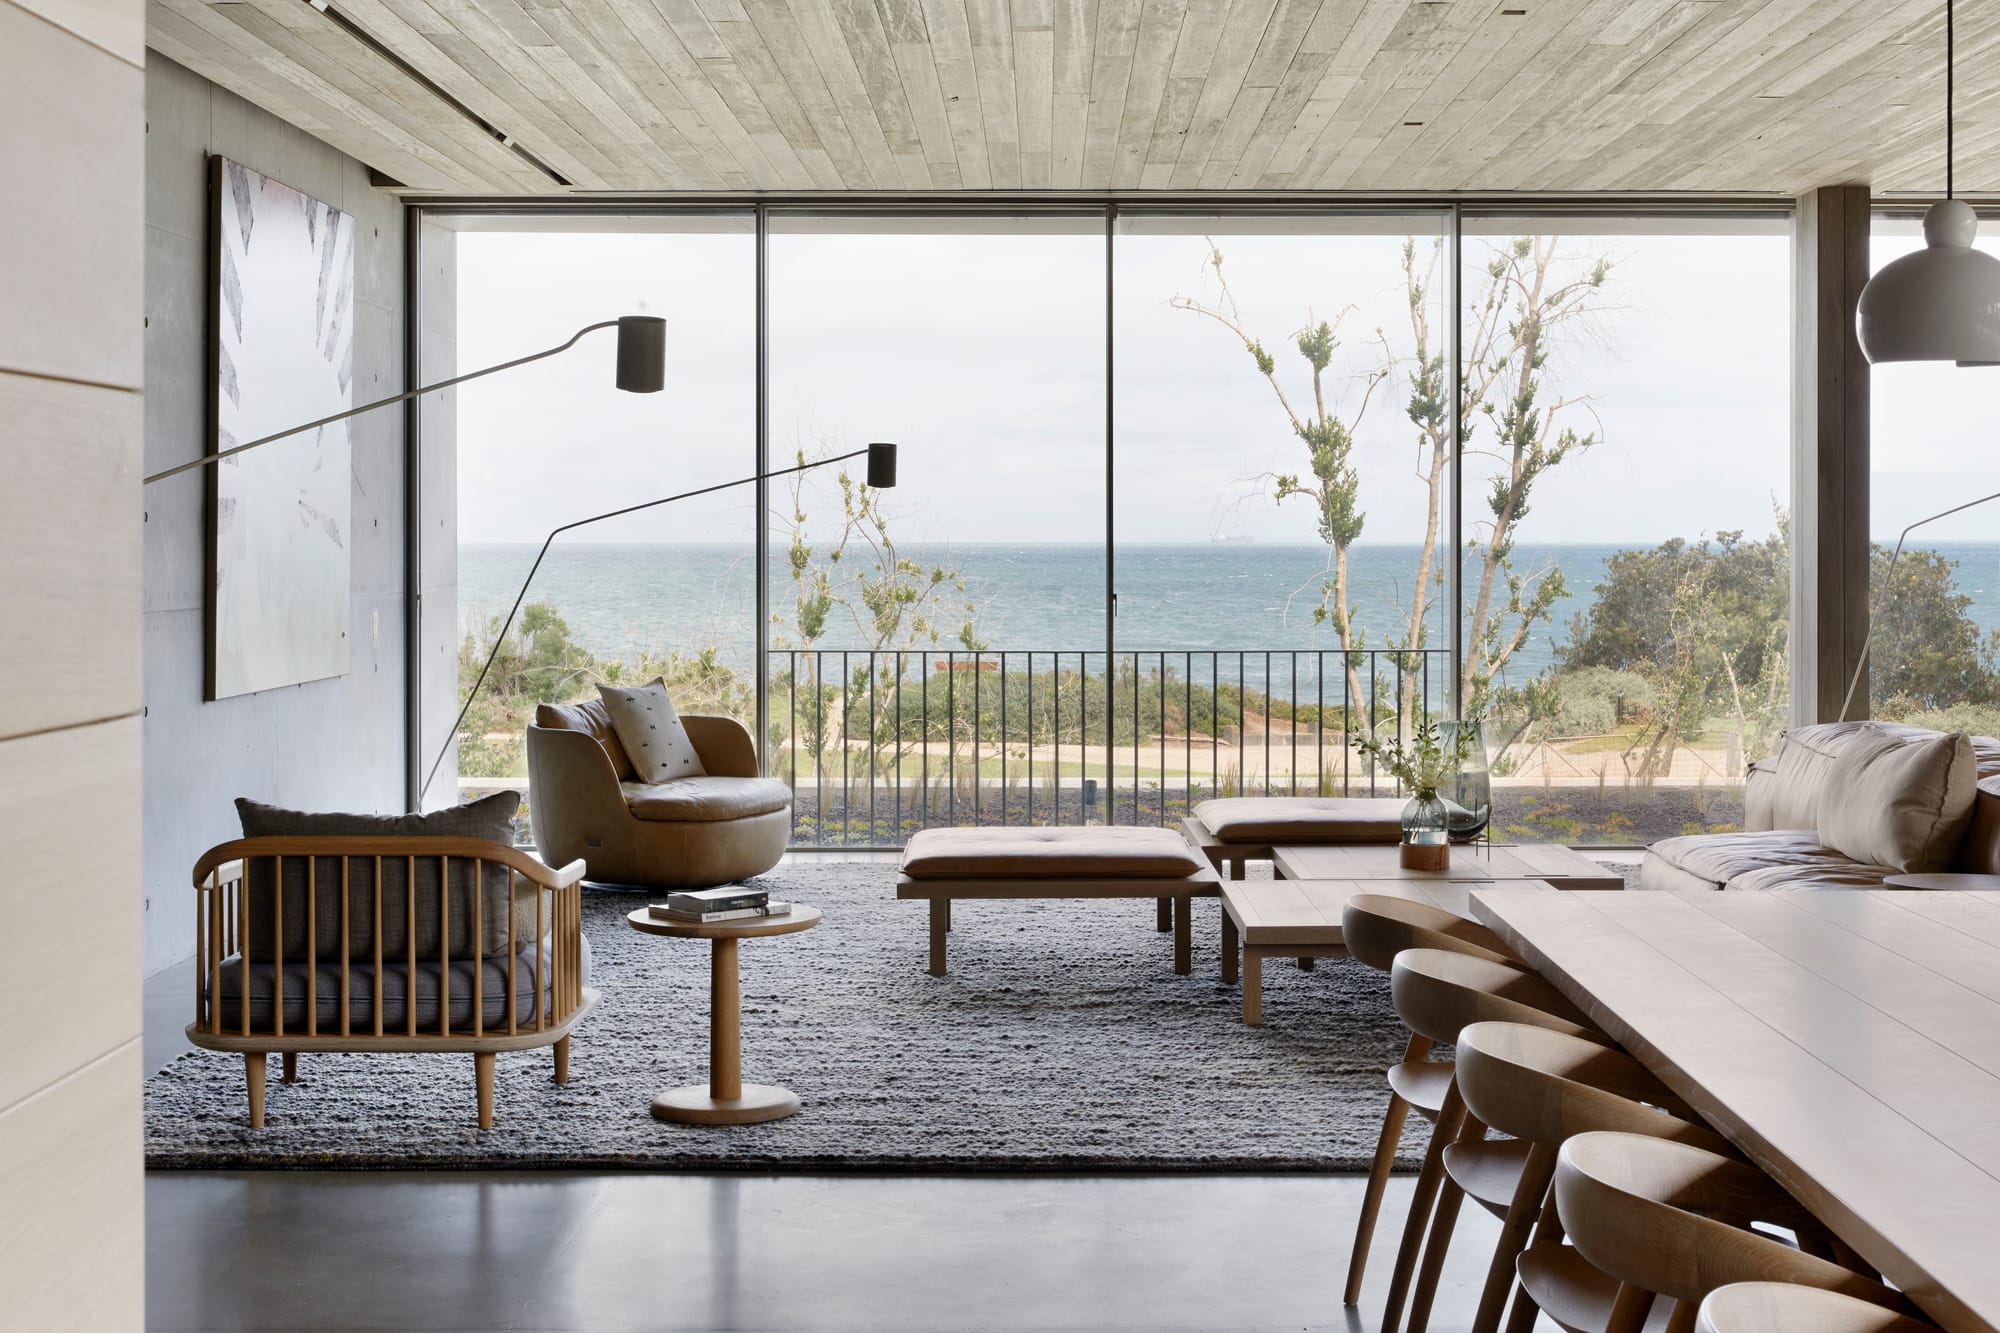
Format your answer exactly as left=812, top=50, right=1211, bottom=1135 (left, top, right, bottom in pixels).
left=1881, top=872, right=2000, bottom=890
left=625, top=904, right=821, bottom=1125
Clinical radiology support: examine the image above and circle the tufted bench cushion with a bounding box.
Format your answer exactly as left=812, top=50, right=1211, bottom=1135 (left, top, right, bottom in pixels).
left=899, top=826, right=1208, bottom=880
left=1192, top=796, right=1406, bottom=845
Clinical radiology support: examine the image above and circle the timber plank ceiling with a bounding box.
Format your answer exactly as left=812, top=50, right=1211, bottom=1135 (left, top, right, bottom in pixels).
left=148, top=0, right=2000, bottom=196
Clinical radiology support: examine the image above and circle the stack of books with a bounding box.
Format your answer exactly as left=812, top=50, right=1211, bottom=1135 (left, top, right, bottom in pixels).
left=648, top=885, right=791, bottom=924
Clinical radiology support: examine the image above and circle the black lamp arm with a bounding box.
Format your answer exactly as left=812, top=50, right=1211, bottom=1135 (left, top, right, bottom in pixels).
left=421, top=445, right=878, bottom=802
left=143, top=319, right=622, bottom=486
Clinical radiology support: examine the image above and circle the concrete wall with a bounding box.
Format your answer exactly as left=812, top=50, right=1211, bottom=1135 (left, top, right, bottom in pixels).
left=0, top=0, right=146, bottom=1324
left=142, top=53, right=409, bottom=975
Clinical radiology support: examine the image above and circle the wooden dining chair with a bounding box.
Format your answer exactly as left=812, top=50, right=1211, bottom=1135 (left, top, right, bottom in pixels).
left=1535, top=1131, right=1915, bottom=1333
left=1696, top=1284, right=1936, bottom=1333
left=1376, top=948, right=1608, bottom=1333
left=1429, top=1021, right=1732, bottom=1333
left=1338, top=894, right=1525, bottom=1308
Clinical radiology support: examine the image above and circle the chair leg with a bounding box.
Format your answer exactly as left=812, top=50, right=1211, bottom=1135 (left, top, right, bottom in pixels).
left=1503, top=1192, right=1565, bottom=1333
left=281, top=1052, right=299, bottom=1083
left=1345, top=1087, right=1411, bottom=1305
left=245, top=1053, right=267, bottom=1129
left=1381, top=1082, right=1465, bottom=1333
left=1470, top=1142, right=1559, bottom=1333
left=1156, top=896, right=1172, bottom=932
left=1407, top=1111, right=1488, bottom=1333
left=553, top=1035, right=570, bottom=1086
left=1605, top=1283, right=1657, bottom=1333
left=475, top=1051, right=495, bottom=1129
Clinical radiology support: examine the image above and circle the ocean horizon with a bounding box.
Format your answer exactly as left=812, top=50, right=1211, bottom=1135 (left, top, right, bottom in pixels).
left=458, top=540, right=2000, bottom=690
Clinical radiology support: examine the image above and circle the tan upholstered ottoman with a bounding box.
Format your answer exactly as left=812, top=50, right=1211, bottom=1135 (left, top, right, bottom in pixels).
left=1181, top=796, right=1408, bottom=879
left=895, top=827, right=1222, bottom=977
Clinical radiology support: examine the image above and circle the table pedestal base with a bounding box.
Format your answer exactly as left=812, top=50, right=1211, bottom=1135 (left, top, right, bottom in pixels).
left=651, top=1082, right=801, bottom=1125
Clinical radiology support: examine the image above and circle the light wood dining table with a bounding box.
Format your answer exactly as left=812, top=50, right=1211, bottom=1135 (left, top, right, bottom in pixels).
left=1468, top=887, right=2000, bottom=1333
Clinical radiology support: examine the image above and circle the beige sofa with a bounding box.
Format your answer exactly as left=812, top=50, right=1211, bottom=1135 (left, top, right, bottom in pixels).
left=1641, top=720, right=2000, bottom=891
left=526, top=699, right=791, bottom=888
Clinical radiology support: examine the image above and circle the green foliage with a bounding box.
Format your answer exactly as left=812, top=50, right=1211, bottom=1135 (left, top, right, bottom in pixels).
left=1553, top=667, right=1657, bottom=735
left=1353, top=721, right=1476, bottom=797
left=455, top=603, right=748, bottom=780
left=1867, top=546, right=2000, bottom=710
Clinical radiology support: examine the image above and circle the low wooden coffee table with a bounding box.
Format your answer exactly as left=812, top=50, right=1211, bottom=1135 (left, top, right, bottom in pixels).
left=1271, top=841, right=1627, bottom=889
left=626, top=905, right=821, bottom=1125
left=1220, top=878, right=1558, bottom=1025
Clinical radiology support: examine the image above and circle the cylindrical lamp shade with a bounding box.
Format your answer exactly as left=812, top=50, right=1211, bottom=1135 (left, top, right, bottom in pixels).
left=866, top=441, right=899, bottom=488
left=615, top=315, right=667, bottom=392
left=1857, top=200, right=2000, bottom=365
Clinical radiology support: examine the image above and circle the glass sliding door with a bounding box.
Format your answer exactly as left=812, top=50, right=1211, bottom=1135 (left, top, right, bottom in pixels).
left=430, top=214, right=758, bottom=801
left=1866, top=212, right=2000, bottom=731
left=766, top=214, right=1107, bottom=844
left=1112, top=213, right=1452, bottom=817
left=1458, top=213, right=1792, bottom=844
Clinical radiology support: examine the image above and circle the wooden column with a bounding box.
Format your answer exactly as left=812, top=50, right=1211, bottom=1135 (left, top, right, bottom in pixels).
left=1793, top=184, right=1873, bottom=723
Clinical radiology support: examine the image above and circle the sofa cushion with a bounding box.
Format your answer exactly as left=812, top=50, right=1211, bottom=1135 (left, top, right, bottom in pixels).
left=235, top=791, right=533, bottom=962
left=598, top=678, right=707, bottom=783
left=213, top=934, right=591, bottom=1033
left=1728, top=861, right=1899, bottom=892
left=621, top=776, right=793, bottom=823
left=1193, top=797, right=1405, bottom=845
left=1640, top=830, right=1847, bottom=891
left=1955, top=778, right=2000, bottom=875
left=899, top=827, right=1207, bottom=880
left=1817, top=725, right=1975, bottom=874
left=534, top=697, right=636, bottom=781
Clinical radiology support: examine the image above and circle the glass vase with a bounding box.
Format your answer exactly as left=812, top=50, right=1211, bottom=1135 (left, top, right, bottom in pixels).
left=1401, top=789, right=1450, bottom=845
left=1442, top=720, right=1492, bottom=844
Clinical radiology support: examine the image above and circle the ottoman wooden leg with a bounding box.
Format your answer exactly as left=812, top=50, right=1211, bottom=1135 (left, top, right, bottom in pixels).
left=245, top=1053, right=267, bottom=1128
left=1173, top=896, right=1192, bottom=975
left=1156, top=896, right=1172, bottom=932
left=1242, top=952, right=1263, bottom=1025
left=1221, top=912, right=1239, bottom=985
left=282, top=1052, right=299, bottom=1083
left=929, top=898, right=949, bottom=976
left=1297, top=957, right=1316, bottom=971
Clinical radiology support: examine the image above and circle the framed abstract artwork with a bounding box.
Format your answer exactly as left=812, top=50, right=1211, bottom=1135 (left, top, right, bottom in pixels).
left=205, top=155, right=354, bottom=700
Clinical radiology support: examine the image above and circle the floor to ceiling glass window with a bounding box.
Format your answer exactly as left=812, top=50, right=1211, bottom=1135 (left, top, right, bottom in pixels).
left=1112, top=213, right=1452, bottom=816
left=434, top=215, right=757, bottom=796
left=1867, top=211, right=2000, bottom=733
left=1457, top=213, right=1792, bottom=844
left=766, top=215, right=1107, bottom=844
left=418, top=203, right=1799, bottom=848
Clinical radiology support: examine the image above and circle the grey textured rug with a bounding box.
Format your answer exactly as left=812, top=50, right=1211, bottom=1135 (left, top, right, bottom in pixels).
left=146, top=863, right=1427, bottom=1172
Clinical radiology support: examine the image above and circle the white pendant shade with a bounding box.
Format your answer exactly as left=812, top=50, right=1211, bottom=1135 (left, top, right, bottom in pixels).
left=1857, top=199, right=2000, bottom=365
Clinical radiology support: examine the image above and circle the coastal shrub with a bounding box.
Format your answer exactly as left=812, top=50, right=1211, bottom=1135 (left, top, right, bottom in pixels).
left=1554, top=667, right=1656, bottom=735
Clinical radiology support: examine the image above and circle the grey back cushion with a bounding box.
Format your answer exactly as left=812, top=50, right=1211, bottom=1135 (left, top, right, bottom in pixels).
left=236, top=792, right=540, bottom=962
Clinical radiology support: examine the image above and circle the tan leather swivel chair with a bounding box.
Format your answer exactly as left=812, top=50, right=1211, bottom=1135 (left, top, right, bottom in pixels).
left=525, top=699, right=791, bottom=888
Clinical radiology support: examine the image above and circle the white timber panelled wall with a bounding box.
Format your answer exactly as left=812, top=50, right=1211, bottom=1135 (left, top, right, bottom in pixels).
left=0, top=0, right=146, bottom=1326
left=142, top=53, right=410, bottom=974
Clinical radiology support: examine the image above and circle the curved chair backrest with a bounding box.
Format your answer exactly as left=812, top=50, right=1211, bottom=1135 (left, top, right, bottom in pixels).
left=1697, top=1283, right=1936, bottom=1333
left=1389, top=948, right=1601, bottom=1048
left=1454, top=1022, right=1727, bottom=1151
left=1555, top=1133, right=1907, bottom=1315
left=1343, top=893, right=1517, bottom=972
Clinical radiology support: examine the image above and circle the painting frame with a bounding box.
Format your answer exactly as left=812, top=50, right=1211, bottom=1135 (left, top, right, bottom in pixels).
left=204, top=155, right=355, bottom=701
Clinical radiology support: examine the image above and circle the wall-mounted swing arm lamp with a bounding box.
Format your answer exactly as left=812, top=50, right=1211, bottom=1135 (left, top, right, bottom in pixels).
left=141, top=314, right=668, bottom=486
left=421, top=441, right=900, bottom=803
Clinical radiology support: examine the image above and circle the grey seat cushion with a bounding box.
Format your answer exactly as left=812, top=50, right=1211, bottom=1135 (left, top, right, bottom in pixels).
left=1640, top=830, right=1891, bottom=891
left=211, top=936, right=592, bottom=1034
left=235, top=791, right=535, bottom=961
left=1192, top=797, right=1405, bottom=845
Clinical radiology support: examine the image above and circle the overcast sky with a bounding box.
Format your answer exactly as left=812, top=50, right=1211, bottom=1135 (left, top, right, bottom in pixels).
left=448, top=215, right=2000, bottom=549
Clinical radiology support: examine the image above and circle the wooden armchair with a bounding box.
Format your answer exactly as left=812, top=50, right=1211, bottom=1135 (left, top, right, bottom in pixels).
left=187, top=835, right=598, bottom=1129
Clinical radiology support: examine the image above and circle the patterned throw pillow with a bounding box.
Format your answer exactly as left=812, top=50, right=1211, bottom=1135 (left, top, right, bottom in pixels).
left=597, top=677, right=708, bottom=783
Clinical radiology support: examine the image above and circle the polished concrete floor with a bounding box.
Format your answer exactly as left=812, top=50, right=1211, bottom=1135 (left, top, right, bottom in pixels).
left=146, top=1171, right=1506, bottom=1331
left=143, top=850, right=1533, bottom=1332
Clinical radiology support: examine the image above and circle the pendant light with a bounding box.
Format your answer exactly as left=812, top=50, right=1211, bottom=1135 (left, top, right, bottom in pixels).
left=1856, top=0, right=2000, bottom=365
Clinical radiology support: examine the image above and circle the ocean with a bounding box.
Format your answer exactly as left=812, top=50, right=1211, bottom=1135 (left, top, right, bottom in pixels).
left=458, top=541, right=2000, bottom=688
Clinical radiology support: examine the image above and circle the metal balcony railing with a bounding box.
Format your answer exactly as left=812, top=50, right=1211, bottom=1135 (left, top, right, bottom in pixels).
left=772, top=647, right=1451, bottom=847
